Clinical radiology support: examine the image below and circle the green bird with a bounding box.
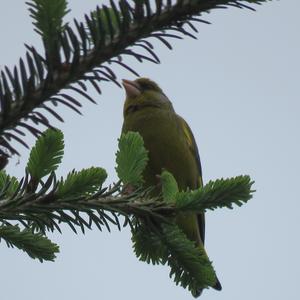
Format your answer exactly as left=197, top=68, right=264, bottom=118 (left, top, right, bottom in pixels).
left=121, top=78, right=221, bottom=296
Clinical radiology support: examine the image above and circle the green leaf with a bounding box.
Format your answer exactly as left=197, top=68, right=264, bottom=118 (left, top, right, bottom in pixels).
left=160, top=170, right=179, bottom=203
left=115, top=132, right=149, bottom=186
left=162, top=224, right=217, bottom=295
left=91, top=6, right=121, bottom=35
left=26, top=0, right=70, bottom=68
left=0, top=225, right=59, bottom=262
left=132, top=222, right=217, bottom=295
left=26, top=129, right=64, bottom=180
left=56, top=167, right=107, bottom=199
left=176, top=175, right=254, bottom=212
left=27, top=0, right=69, bottom=39
left=132, top=222, right=168, bottom=265
left=0, top=171, right=19, bottom=197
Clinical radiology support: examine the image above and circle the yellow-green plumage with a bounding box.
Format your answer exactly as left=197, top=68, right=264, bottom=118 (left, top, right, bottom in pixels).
left=121, top=78, right=221, bottom=295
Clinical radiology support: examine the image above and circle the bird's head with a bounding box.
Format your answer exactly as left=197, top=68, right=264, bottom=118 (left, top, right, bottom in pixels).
left=122, top=78, right=173, bottom=117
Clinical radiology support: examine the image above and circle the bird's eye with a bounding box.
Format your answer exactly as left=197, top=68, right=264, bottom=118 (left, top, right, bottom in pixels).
left=139, top=83, right=152, bottom=91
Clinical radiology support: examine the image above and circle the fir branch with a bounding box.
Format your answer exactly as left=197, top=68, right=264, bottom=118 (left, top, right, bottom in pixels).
left=0, top=224, right=59, bottom=261
left=0, top=130, right=254, bottom=295
left=132, top=222, right=218, bottom=294
left=160, top=170, right=179, bottom=203
left=0, top=171, right=19, bottom=198
left=0, top=175, right=253, bottom=234
left=0, top=190, right=168, bottom=234
left=0, top=131, right=254, bottom=234
left=176, top=175, right=254, bottom=212
left=56, top=167, right=107, bottom=199
left=26, top=0, right=70, bottom=68
left=132, top=222, right=168, bottom=265
left=162, top=224, right=217, bottom=295
left=116, top=131, right=148, bottom=186
left=26, top=128, right=64, bottom=181
left=0, top=0, right=271, bottom=156
left=27, top=0, right=69, bottom=39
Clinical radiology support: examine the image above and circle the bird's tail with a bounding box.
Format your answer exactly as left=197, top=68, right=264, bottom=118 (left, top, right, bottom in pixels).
left=192, top=274, right=222, bottom=297
left=213, top=277, right=222, bottom=291
left=192, top=289, right=203, bottom=298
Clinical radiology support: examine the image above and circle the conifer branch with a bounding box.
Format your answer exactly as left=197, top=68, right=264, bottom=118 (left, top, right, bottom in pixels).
left=0, top=0, right=271, bottom=157
left=0, top=130, right=254, bottom=276
left=0, top=224, right=59, bottom=261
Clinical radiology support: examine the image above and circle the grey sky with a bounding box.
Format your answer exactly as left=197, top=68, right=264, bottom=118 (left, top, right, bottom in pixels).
left=1, top=1, right=299, bottom=299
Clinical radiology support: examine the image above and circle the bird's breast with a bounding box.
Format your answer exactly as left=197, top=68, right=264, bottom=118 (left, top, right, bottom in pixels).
left=122, top=109, right=199, bottom=190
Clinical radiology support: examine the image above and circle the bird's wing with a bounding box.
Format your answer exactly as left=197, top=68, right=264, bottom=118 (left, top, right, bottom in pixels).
left=176, top=115, right=205, bottom=244
left=177, top=115, right=203, bottom=183
left=177, top=116, right=223, bottom=291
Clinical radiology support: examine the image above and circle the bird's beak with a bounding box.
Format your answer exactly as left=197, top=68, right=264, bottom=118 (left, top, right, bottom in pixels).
left=122, top=79, right=141, bottom=98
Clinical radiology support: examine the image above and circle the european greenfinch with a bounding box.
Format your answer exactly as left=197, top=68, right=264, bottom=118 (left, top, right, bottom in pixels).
left=121, top=78, right=221, bottom=296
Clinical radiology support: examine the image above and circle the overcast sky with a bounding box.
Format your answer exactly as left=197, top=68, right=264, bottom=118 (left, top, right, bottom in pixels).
left=1, top=1, right=299, bottom=300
